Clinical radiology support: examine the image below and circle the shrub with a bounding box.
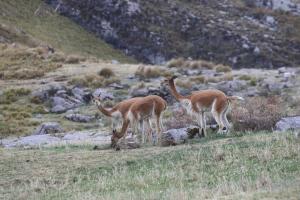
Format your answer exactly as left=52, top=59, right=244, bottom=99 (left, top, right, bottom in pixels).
left=98, top=68, right=115, bottom=78
left=230, top=96, right=284, bottom=131
left=222, top=73, right=234, bottom=81
left=215, top=65, right=232, bottom=73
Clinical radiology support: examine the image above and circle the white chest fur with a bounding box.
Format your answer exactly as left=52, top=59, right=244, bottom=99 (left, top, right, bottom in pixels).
left=180, top=99, right=195, bottom=116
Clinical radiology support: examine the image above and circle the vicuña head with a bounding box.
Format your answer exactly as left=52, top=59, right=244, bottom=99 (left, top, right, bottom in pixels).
left=165, top=75, right=244, bottom=136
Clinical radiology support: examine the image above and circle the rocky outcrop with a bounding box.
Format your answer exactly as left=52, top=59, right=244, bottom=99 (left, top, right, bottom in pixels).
left=45, top=0, right=300, bottom=68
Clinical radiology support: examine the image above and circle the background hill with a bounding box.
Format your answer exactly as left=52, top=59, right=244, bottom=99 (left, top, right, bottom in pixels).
left=45, top=0, right=300, bottom=68
left=0, top=0, right=134, bottom=63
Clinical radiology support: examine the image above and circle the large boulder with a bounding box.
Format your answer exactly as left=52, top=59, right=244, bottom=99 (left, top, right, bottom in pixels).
left=33, top=122, right=63, bottom=135
left=275, top=116, right=300, bottom=131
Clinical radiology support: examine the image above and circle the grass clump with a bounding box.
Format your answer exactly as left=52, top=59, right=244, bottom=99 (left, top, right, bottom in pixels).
left=167, top=58, right=185, bottom=68
left=215, top=64, right=232, bottom=73
left=176, top=79, right=193, bottom=89
left=98, top=68, right=115, bottom=78
left=190, top=75, right=206, bottom=84
left=65, top=55, right=85, bottom=64
left=135, top=65, right=171, bottom=79
left=0, top=88, right=31, bottom=104
left=231, top=96, right=284, bottom=131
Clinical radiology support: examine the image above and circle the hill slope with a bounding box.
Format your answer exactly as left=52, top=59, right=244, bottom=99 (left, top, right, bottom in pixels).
left=0, top=0, right=134, bottom=63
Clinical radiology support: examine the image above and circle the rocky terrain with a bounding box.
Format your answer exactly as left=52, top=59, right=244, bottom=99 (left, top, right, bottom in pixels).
left=45, top=0, right=300, bottom=68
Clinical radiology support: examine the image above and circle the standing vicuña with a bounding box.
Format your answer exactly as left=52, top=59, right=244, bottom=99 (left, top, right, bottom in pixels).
left=165, top=76, right=244, bottom=136
left=111, top=95, right=167, bottom=148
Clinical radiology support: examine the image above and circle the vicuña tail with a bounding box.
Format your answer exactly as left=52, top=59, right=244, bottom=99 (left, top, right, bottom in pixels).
left=227, top=96, right=245, bottom=101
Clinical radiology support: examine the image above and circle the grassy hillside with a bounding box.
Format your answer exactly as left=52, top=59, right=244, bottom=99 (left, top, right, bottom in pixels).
left=0, top=0, right=134, bottom=63
left=1, top=132, right=299, bottom=199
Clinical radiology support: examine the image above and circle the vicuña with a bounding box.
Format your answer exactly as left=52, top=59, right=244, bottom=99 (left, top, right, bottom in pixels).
left=92, top=96, right=143, bottom=131
left=111, top=95, right=167, bottom=148
left=165, top=75, right=244, bottom=136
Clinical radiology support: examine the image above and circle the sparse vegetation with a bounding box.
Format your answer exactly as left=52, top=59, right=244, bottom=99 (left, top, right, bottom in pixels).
left=69, top=75, right=120, bottom=88
left=0, top=44, right=62, bottom=80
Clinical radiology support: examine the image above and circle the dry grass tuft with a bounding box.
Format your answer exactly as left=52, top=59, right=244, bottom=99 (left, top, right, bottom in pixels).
left=98, top=68, right=115, bottom=78
left=65, top=55, right=85, bottom=64
left=215, top=64, right=232, bottom=73
left=175, top=79, right=193, bottom=89
left=167, top=58, right=185, bottom=68
left=190, top=75, right=206, bottom=84
left=135, top=65, right=171, bottom=79
left=231, top=96, right=284, bottom=131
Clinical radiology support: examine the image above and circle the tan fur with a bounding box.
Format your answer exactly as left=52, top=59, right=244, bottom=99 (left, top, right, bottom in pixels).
left=165, top=76, right=243, bottom=136
left=111, top=95, right=167, bottom=147
left=92, top=96, right=143, bottom=136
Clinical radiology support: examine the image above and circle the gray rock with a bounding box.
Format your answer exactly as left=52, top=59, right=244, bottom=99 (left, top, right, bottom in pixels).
left=275, top=116, right=300, bottom=131
left=93, top=88, right=114, bottom=100
left=2, top=135, right=61, bottom=148
left=50, top=96, right=76, bottom=113
left=33, top=122, right=63, bottom=135
left=265, top=16, right=276, bottom=26
left=130, top=88, right=149, bottom=97
left=161, top=126, right=200, bottom=146
left=64, top=114, right=95, bottom=123
left=217, top=80, right=247, bottom=93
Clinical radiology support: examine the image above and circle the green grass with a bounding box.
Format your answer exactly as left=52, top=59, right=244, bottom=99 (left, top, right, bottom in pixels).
left=0, top=0, right=134, bottom=63
left=0, top=132, right=299, bottom=199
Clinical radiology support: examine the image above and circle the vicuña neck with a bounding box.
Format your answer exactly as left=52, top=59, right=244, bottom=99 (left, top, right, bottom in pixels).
left=169, top=79, right=189, bottom=101
left=97, top=104, right=115, bottom=117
